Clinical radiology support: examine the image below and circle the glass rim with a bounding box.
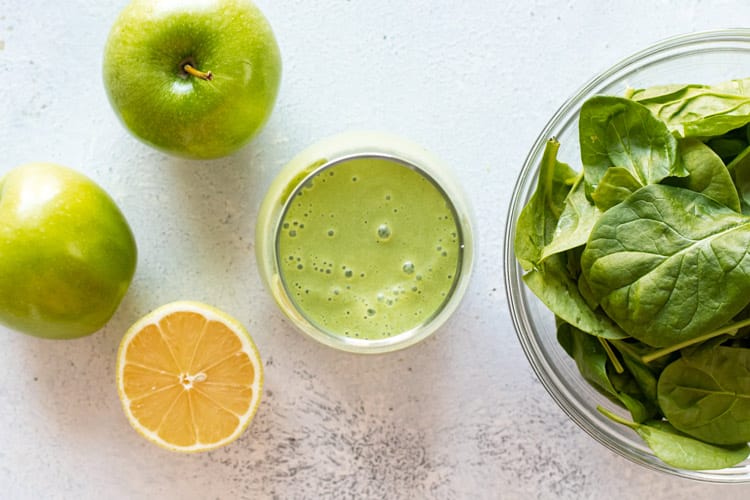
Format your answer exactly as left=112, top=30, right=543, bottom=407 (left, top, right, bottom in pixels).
left=273, top=150, right=473, bottom=354
left=504, top=28, right=750, bottom=482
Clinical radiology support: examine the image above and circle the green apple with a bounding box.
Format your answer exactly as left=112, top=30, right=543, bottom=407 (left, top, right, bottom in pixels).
left=0, top=163, right=137, bottom=339
left=102, top=0, right=282, bottom=159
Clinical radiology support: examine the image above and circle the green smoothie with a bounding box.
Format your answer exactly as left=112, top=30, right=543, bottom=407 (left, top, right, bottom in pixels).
left=276, top=156, right=462, bottom=340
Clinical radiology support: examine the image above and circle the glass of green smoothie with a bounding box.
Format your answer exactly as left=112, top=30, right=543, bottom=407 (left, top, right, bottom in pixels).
left=256, top=132, right=474, bottom=353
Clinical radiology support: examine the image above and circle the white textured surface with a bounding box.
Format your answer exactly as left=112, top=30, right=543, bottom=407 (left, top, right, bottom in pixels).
left=2, top=0, right=750, bottom=498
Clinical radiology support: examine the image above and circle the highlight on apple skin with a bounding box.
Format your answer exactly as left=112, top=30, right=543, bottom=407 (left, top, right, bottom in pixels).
left=102, top=0, right=282, bottom=159
left=0, top=163, right=137, bottom=339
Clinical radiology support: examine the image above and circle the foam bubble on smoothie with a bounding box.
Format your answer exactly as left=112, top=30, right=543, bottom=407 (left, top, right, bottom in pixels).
left=377, top=224, right=392, bottom=240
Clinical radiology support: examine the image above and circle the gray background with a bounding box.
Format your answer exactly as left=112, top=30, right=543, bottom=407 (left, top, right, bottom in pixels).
left=1, top=0, right=749, bottom=498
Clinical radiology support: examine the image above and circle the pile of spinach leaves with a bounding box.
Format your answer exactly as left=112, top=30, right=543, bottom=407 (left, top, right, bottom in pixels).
left=514, top=78, right=750, bottom=471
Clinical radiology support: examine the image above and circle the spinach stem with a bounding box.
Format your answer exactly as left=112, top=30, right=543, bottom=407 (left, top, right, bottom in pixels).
left=610, top=339, right=641, bottom=362
left=599, top=337, right=624, bottom=373
left=597, top=405, right=637, bottom=430
left=641, top=317, right=750, bottom=364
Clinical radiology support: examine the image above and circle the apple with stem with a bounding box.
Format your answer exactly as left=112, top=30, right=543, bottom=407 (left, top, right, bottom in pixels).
left=0, top=163, right=137, bottom=339
left=103, top=0, right=282, bottom=159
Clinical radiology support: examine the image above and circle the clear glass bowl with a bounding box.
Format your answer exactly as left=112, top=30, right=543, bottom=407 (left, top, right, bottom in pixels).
left=504, top=29, right=750, bottom=482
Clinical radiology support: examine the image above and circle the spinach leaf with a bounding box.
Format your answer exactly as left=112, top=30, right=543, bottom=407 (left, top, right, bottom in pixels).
left=557, top=322, right=612, bottom=389
left=523, top=253, right=627, bottom=340
left=620, top=354, right=659, bottom=410
left=708, top=136, right=747, bottom=163
left=729, top=146, right=750, bottom=214
left=515, top=138, right=577, bottom=271
left=658, top=346, right=750, bottom=445
left=590, top=166, right=643, bottom=211
left=577, top=270, right=599, bottom=311
left=579, top=95, right=686, bottom=196
left=581, top=184, right=750, bottom=347
left=631, top=78, right=750, bottom=138
left=557, top=323, right=653, bottom=422
left=539, top=173, right=601, bottom=261
left=664, top=138, right=741, bottom=212
left=607, top=363, right=659, bottom=423
left=598, top=407, right=750, bottom=470
left=564, top=245, right=584, bottom=279
left=611, top=339, right=677, bottom=374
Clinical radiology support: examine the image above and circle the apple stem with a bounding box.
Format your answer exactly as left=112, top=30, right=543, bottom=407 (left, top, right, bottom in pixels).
left=183, top=63, right=213, bottom=81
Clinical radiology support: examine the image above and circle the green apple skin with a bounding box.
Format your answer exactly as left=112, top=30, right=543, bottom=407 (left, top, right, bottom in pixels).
left=103, top=0, right=282, bottom=160
left=0, top=163, right=137, bottom=339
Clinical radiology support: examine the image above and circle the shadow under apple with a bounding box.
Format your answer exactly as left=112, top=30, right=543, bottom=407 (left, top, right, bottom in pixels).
left=8, top=286, right=141, bottom=451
